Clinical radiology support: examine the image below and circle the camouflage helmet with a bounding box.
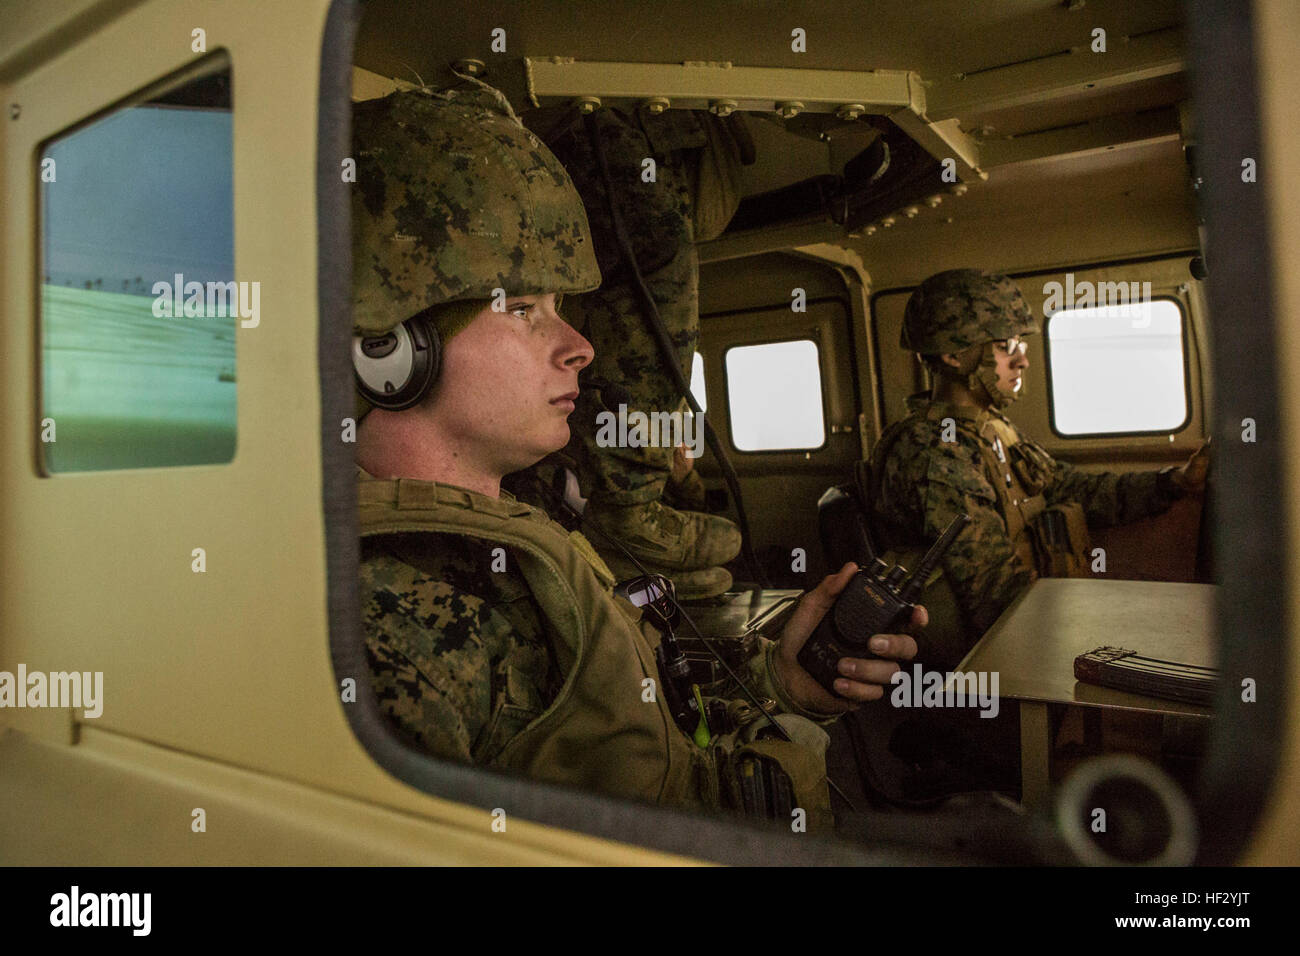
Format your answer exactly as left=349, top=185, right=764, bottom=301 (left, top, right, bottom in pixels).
left=351, top=83, right=601, bottom=335
left=900, top=268, right=1039, bottom=355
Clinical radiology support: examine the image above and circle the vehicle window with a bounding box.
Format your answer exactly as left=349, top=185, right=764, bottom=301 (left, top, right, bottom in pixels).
left=39, top=58, right=236, bottom=473
left=690, top=350, right=707, bottom=412
left=724, top=339, right=825, bottom=451
left=1046, top=299, right=1188, bottom=436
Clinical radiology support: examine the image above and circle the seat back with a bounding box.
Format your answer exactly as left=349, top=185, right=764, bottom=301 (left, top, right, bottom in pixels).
left=816, top=461, right=879, bottom=570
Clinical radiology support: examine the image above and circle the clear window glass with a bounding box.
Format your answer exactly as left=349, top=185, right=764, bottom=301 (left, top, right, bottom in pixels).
left=39, top=57, right=236, bottom=472
left=724, top=339, right=826, bottom=451
left=1047, top=300, right=1188, bottom=436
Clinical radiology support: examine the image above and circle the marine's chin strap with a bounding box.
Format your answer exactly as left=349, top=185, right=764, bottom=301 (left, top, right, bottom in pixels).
left=970, top=341, right=1018, bottom=409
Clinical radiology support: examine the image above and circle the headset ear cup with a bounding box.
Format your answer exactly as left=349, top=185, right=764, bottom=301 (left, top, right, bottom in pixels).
left=405, top=312, right=441, bottom=397
left=352, top=314, right=441, bottom=411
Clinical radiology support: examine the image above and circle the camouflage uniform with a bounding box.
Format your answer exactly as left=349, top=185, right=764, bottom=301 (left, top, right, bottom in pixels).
left=871, top=395, right=1185, bottom=649
left=351, top=86, right=833, bottom=819
left=531, top=107, right=726, bottom=507
left=510, top=107, right=747, bottom=594
left=362, top=531, right=563, bottom=763
left=868, top=269, right=1186, bottom=662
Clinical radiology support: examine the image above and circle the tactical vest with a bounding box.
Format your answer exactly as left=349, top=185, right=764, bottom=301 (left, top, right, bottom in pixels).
left=978, top=412, right=1091, bottom=579
left=357, top=474, right=832, bottom=826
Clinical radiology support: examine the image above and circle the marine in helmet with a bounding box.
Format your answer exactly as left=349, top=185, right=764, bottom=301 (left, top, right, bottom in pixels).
left=348, top=80, right=924, bottom=821
left=866, top=269, right=1209, bottom=666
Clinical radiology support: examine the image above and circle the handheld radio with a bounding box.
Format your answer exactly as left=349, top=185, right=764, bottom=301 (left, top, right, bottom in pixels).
left=797, top=513, right=970, bottom=694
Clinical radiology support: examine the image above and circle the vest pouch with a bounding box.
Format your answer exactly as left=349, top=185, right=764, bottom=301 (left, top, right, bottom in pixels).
left=476, top=660, right=549, bottom=763
left=1027, top=501, right=1091, bottom=578
left=709, top=713, right=834, bottom=832
left=1007, top=441, right=1051, bottom=496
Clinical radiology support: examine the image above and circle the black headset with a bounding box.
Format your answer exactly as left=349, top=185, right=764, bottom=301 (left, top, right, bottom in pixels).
left=351, top=311, right=441, bottom=411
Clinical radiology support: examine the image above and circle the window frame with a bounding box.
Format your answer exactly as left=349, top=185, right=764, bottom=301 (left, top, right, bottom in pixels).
left=720, top=335, right=829, bottom=455
left=325, top=3, right=1284, bottom=867
left=1043, top=293, right=1194, bottom=440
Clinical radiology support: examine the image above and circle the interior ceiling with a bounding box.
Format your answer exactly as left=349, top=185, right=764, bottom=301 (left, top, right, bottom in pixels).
left=355, top=0, right=1182, bottom=86
left=956, top=138, right=1189, bottom=218
left=849, top=138, right=1197, bottom=287
left=354, top=0, right=1195, bottom=265
left=967, top=73, right=1187, bottom=139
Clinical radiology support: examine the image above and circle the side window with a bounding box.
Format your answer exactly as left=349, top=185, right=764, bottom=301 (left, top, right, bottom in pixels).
left=723, top=339, right=826, bottom=451
left=690, top=351, right=707, bottom=412
left=39, top=56, right=236, bottom=473
left=1046, top=299, right=1189, bottom=436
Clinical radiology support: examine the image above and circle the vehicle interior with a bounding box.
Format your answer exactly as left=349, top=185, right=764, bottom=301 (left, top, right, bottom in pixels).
left=349, top=0, right=1228, bottom=860
left=2, top=0, right=1296, bottom=867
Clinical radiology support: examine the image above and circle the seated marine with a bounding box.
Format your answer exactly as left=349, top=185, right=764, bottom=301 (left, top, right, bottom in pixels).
left=348, top=81, right=925, bottom=825
left=867, top=269, right=1208, bottom=667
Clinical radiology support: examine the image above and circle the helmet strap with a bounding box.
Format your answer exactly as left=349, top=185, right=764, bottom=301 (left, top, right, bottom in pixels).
left=970, top=341, right=1018, bottom=409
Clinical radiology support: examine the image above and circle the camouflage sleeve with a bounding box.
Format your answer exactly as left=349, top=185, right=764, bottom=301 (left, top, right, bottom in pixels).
left=921, top=460, right=1034, bottom=638
left=360, top=552, right=518, bottom=765
left=1036, top=442, right=1182, bottom=527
